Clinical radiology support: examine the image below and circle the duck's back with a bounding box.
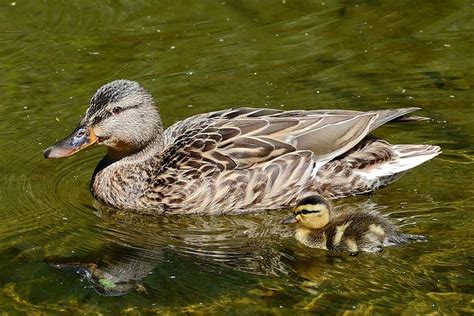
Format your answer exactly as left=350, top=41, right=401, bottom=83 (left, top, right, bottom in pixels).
left=131, top=107, right=439, bottom=214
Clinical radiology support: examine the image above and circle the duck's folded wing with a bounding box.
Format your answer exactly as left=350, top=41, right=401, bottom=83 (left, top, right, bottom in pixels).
left=159, top=107, right=420, bottom=174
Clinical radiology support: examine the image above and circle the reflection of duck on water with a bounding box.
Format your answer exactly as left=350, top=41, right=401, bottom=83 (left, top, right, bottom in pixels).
left=44, top=198, right=426, bottom=296
left=44, top=208, right=293, bottom=296
left=282, top=195, right=426, bottom=254
left=45, top=245, right=160, bottom=296
left=44, top=80, right=440, bottom=214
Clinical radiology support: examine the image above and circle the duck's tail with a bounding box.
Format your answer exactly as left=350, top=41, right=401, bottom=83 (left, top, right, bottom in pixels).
left=352, top=143, right=441, bottom=181
left=312, top=139, right=441, bottom=198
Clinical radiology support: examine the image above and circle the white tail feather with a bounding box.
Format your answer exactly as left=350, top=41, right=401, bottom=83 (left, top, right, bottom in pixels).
left=355, top=144, right=441, bottom=180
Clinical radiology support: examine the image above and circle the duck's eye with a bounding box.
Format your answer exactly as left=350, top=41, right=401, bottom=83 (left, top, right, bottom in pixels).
left=112, top=107, right=123, bottom=115
left=75, top=129, right=86, bottom=138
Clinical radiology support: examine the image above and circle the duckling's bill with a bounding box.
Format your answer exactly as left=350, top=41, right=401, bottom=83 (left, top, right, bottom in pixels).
left=44, top=125, right=98, bottom=159
left=282, top=214, right=298, bottom=224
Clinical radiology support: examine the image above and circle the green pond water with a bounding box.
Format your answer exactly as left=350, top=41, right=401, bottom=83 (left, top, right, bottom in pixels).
left=0, top=0, right=473, bottom=314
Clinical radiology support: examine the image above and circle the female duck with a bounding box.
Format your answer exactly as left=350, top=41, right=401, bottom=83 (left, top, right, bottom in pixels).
left=44, top=80, right=440, bottom=214
left=282, top=195, right=425, bottom=253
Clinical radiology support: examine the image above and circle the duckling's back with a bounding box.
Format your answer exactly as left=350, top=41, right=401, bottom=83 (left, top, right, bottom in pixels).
left=315, top=211, right=424, bottom=253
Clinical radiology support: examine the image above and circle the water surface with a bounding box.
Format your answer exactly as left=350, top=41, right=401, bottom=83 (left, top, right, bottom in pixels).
left=0, top=1, right=473, bottom=314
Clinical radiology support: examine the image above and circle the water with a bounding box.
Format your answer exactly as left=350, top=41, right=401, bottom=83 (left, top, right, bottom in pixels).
left=0, top=0, right=473, bottom=314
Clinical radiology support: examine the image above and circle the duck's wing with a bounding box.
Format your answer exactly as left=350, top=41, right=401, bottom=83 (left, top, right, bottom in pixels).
left=160, top=107, right=420, bottom=171
left=145, top=150, right=317, bottom=214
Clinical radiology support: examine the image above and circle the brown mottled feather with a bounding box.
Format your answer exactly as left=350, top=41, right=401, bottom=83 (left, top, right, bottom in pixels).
left=89, top=107, right=440, bottom=214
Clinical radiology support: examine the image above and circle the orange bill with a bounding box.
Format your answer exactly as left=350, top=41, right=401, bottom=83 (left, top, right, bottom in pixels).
left=44, top=126, right=98, bottom=159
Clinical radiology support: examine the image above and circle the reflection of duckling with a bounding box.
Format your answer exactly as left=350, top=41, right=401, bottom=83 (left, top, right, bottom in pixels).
left=282, top=195, right=425, bottom=253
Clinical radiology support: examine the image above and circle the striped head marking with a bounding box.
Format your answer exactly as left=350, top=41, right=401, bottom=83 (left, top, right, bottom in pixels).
left=293, top=195, right=332, bottom=229
left=84, top=80, right=162, bottom=153
left=44, top=80, right=163, bottom=159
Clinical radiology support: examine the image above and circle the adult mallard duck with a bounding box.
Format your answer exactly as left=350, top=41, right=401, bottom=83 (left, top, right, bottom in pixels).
left=282, top=195, right=425, bottom=253
left=44, top=80, right=440, bottom=214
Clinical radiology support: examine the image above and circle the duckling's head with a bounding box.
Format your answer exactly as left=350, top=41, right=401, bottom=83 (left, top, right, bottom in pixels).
left=44, top=80, right=163, bottom=159
left=282, top=195, right=332, bottom=229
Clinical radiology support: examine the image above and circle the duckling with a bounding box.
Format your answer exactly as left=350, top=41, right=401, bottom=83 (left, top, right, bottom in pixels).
left=282, top=195, right=425, bottom=253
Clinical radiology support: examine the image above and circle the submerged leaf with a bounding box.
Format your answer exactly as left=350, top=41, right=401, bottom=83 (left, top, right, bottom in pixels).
left=99, top=278, right=116, bottom=289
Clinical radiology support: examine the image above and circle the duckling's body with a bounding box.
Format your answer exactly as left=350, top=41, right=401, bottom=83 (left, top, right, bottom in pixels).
left=44, top=80, right=440, bottom=214
left=283, top=196, right=425, bottom=253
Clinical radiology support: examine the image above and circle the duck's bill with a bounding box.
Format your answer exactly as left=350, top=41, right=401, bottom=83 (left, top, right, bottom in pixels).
left=43, top=125, right=97, bottom=159
left=281, top=214, right=298, bottom=225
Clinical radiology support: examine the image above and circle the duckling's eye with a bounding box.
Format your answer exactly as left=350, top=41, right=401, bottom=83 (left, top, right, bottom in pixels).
left=298, top=209, right=315, bottom=215
left=112, top=107, right=123, bottom=115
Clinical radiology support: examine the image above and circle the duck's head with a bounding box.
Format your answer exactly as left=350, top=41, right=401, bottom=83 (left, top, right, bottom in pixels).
left=282, top=195, right=332, bottom=229
left=44, top=80, right=162, bottom=159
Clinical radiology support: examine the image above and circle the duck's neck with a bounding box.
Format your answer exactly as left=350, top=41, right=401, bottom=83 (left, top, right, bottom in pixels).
left=90, top=137, right=164, bottom=209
